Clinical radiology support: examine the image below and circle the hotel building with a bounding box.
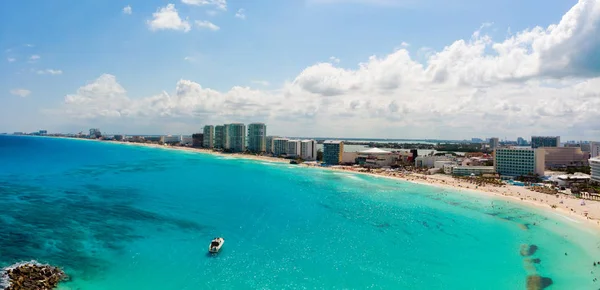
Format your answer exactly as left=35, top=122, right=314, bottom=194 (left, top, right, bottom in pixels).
left=451, top=166, right=495, bottom=176
left=266, top=136, right=279, bottom=154
left=202, top=125, right=214, bottom=148
left=543, top=147, right=588, bottom=168
left=247, top=123, right=267, bottom=153
left=489, top=137, right=500, bottom=150
left=287, top=140, right=302, bottom=158
left=323, top=140, right=344, bottom=165
left=590, top=157, right=600, bottom=183
left=300, top=140, right=318, bottom=161
left=227, top=123, right=246, bottom=152
left=531, top=136, right=560, bottom=148
left=214, top=125, right=230, bottom=149
left=273, top=138, right=289, bottom=156
left=591, top=142, right=600, bottom=158
left=494, top=148, right=545, bottom=177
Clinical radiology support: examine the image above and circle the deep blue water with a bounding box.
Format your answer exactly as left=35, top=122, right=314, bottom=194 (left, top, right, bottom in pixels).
left=0, top=135, right=599, bottom=289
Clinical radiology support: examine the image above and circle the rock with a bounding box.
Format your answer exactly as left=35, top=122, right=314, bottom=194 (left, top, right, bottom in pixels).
left=2, top=262, right=68, bottom=290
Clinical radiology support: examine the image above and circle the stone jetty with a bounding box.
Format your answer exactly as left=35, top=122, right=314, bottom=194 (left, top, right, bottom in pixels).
left=1, top=261, right=67, bottom=290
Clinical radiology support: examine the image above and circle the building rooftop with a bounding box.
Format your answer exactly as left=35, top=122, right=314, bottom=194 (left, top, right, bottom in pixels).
left=454, top=166, right=494, bottom=170
left=359, top=148, right=391, bottom=154
left=324, top=140, right=343, bottom=144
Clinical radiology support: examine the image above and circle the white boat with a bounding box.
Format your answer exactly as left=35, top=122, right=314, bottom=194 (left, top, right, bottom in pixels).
left=208, top=237, right=224, bottom=253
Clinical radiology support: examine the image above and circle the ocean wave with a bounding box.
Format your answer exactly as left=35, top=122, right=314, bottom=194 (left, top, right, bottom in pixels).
left=1, top=260, right=42, bottom=288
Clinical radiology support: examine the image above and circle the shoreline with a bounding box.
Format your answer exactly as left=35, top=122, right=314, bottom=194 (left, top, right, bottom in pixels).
left=37, top=136, right=600, bottom=232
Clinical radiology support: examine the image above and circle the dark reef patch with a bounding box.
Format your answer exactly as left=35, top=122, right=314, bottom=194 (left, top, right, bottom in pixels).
left=526, top=275, right=553, bottom=290
left=0, top=179, right=208, bottom=281
left=520, top=244, right=539, bottom=257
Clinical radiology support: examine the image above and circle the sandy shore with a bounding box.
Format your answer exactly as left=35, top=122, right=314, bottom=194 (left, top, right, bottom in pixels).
left=95, top=140, right=600, bottom=231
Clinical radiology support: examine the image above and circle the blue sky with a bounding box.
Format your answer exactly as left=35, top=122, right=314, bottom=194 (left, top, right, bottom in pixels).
left=2, top=0, right=598, bottom=140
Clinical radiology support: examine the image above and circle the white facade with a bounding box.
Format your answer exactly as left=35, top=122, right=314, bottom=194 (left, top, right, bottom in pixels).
left=415, top=156, right=451, bottom=168
left=543, top=147, right=588, bottom=168
left=181, top=136, right=193, bottom=146
left=591, top=157, right=600, bottom=183
left=591, top=142, right=600, bottom=158
left=494, top=148, right=545, bottom=177
left=161, top=135, right=182, bottom=144
left=273, top=138, right=289, bottom=156
left=434, top=160, right=455, bottom=169
left=203, top=125, right=214, bottom=148
left=443, top=164, right=456, bottom=174
left=266, top=136, right=279, bottom=154
left=300, top=140, right=317, bottom=161
left=287, top=140, right=302, bottom=157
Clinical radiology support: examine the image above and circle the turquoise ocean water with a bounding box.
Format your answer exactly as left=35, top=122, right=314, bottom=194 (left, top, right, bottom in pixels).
left=1, top=135, right=599, bottom=289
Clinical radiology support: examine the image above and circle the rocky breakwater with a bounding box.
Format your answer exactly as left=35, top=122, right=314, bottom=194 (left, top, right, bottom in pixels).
left=1, top=261, right=68, bottom=290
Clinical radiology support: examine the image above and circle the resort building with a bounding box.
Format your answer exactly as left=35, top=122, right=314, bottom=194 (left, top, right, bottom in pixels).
left=356, top=148, right=395, bottom=168
left=89, top=128, right=102, bottom=139
left=181, top=136, right=193, bottom=146
left=161, top=135, right=182, bottom=145
left=494, top=148, right=545, bottom=177
left=323, top=140, right=344, bottom=165
left=273, top=138, right=289, bottom=156
left=227, top=123, right=246, bottom=152
left=517, top=137, right=527, bottom=146
left=415, top=155, right=452, bottom=168
left=247, top=123, right=267, bottom=153
left=202, top=125, right=214, bottom=148
left=531, top=136, right=560, bottom=148
left=266, top=136, right=279, bottom=154
left=543, top=147, right=588, bottom=169
left=489, top=137, right=500, bottom=150
left=591, top=142, right=600, bottom=158
left=192, top=133, right=204, bottom=148
left=590, top=157, right=600, bottom=183
left=300, top=140, right=317, bottom=161
left=287, top=140, right=302, bottom=157
left=451, top=166, right=495, bottom=176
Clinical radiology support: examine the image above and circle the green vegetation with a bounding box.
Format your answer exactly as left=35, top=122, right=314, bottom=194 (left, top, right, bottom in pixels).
left=435, top=143, right=483, bottom=153
left=566, top=166, right=591, bottom=174
left=317, top=149, right=323, bottom=161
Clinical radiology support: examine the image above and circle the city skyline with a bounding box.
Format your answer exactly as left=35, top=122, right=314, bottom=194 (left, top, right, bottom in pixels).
left=2, top=0, right=600, bottom=139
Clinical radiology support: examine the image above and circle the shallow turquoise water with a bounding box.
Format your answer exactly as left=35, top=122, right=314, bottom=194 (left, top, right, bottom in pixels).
left=1, top=135, right=599, bottom=289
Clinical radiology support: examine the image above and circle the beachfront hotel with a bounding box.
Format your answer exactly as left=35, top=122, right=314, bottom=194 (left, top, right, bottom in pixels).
left=494, top=148, right=545, bottom=177
left=266, top=136, right=279, bottom=154
left=300, top=140, right=317, bottom=161
left=247, top=123, right=267, bottom=153
left=451, top=166, right=495, bottom=176
left=202, top=125, right=214, bottom=148
left=287, top=140, right=301, bottom=157
left=543, top=147, right=588, bottom=169
left=590, top=157, right=600, bottom=183
left=531, top=136, right=560, bottom=148
left=323, top=140, right=344, bottom=165
left=227, top=123, right=246, bottom=152
left=273, top=138, right=289, bottom=156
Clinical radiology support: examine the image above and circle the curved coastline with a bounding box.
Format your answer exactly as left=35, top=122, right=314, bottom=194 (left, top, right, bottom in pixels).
left=74, top=137, right=600, bottom=233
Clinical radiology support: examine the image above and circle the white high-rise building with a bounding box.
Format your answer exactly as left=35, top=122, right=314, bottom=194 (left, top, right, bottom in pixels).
left=287, top=140, right=302, bottom=157
left=590, top=157, right=600, bottom=183
left=266, top=136, right=279, bottom=154
left=494, top=148, right=545, bottom=177
left=591, top=142, right=600, bottom=158
left=300, top=140, right=317, bottom=161
left=273, top=138, right=289, bottom=156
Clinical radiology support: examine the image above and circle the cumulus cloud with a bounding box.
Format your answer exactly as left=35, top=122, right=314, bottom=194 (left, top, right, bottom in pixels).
left=251, top=80, right=270, bottom=86
left=235, top=9, right=246, bottom=19
left=329, top=56, right=340, bottom=63
left=7, top=57, right=16, bottom=62
left=29, top=55, right=40, bottom=61
left=147, top=4, right=191, bottom=32
left=10, top=89, right=31, bottom=98
left=123, top=5, right=132, bottom=15
left=37, top=69, right=63, bottom=75
left=57, top=0, right=600, bottom=138
left=195, top=20, right=220, bottom=31
left=181, top=0, right=227, bottom=10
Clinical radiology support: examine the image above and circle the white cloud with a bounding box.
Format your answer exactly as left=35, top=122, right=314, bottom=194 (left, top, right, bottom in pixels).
left=206, top=10, right=218, bottom=16
left=251, top=80, right=270, bottom=86
left=37, top=69, right=63, bottom=75
left=400, top=41, right=409, bottom=47
left=24, top=44, right=34, bottom=47
left=235, top=9, right=246, bottom=19
left=57, top=0, right=600, bottom=139
left=184, top=56, right=195, bottom=62
left=181, top=0, right=227, bottom=10
left=7, top=57, right=16, bottom=62
left=307, top=0, right=417, bottom=7
left=29, top=55, right=40, bottom=61
left=329, top=56, right=340, bottom=63
left=195, top=20, right=220, bottom=31
left=10, top=89, right=31, bottom=98
left=123, top=5, right=132, bottom=15
left=147, top=4, right=191, bottom=32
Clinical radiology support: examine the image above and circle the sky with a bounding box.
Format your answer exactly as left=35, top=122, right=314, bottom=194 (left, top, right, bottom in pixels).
left=1, top=0, right=599, bottom=140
